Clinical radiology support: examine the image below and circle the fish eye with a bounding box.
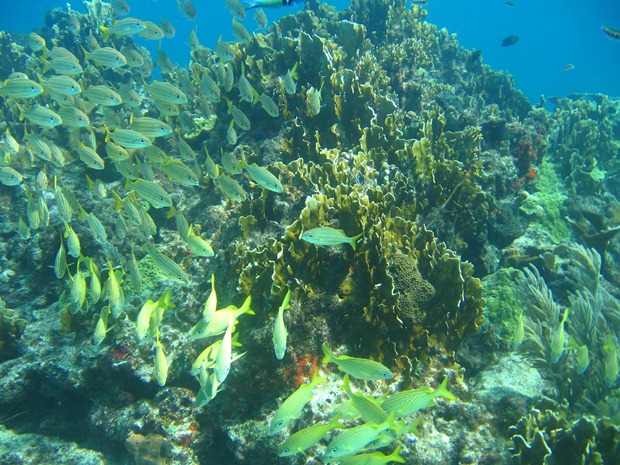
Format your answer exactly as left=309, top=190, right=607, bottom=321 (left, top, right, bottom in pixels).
left=331, top=448, right=338, bottom=453
left=276, top=421, right=282, bottom=426
left=382, top=372, right=389, bottom=377
left=196, top=329, right=202, bottom=334
left=283, top=448, right=288, bottom=453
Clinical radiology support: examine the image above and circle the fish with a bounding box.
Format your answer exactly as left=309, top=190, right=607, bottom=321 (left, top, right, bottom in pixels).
left=185, top=227, right=214, bottom=257
left=216, top=37, right=236, bottom=62
left=217, top=175, right=247, bottom=201
left=154, top=337, right=169, bottom=386
left=273, top=290, right=291, bottom=360
left=603, top=336, right=619, bottom=387
left=140, top=145, right=168, bottom=164
left=501, top=35, right=519, bottom=47
left=177, top=0, right=197, bottom=20
left=302, top=227, right=363, bottom=251
left=105, top=142, right=130, bottom=162
left=175, top=137, right=196, bottom=161
left=54, top=180, right=73, bottom=222
left=189, top=27, right=200, bottom=51
left=104, top=261, right=125, bottom=317
left=120, top=47, right=145, bottom=68
left=58, top=106, right=90, bottom=127
left=0, top=78, right=43, bottom=98
left=214, top=319, right=234, bottom=382
left=242, top=162, right=283, bottom=193
left=130, top=179, right=172, bottom=208
left=505, top=1, right=515, bottom=6
left=145, top=80, right=188, bottom=105
left=84, top=211, right=108, bottom=244
left=171, top=206, right=189, bottom=238
left=254, top=8, right=268, bottom=29
left=323, top=412, right=397, bottom=462
left=143, top=243, right=188, bottom=283
left=205, top=149, right=220, bottom=179
left=200, top=73, right=221, bottom=102
left=88, top=259, right=102, bottom=304
left=550, top=308, right=569, bottom=363
left=27, top=32, right=46, bottom=51
left=228, top=103, right=251, bottom=130
left=232, top=18, right=251, bottom=43
left=83, top=85, right=123, bottom=106
left=3, top=130, right=20, bottom=155
left=100, top=17, right=146, bottom=41
left=54, top=240, right=67, bottom=279
left=222, top=152, right=242, bottom=175
left=258, top=93, right=279, bottom=117
left=40, top=76, right=82, bottom=95
left=340, top=445, right=406, bottom=465
left=189, top=296, right=254, bottom=339
left=364, top=418, right=420, bottom=451
left=381, top=377, right=456, bottom=418
left=160, top=18, right=176, bottom=38
left=238, top=65, right=257, bottom=103
left=161, top=159, right=199, bottom=186
left=284, top=62, right=298, bottom=94
left=202, top=274, right=217, bottom=322
left=18, top=105, right=62, bottom=128
left=136, top=299, right=159, bottom=341
left=342, top=374, right=387, bottom=424
left=278, top=414, right=341, bottom=457
left=137, top=21, right=165, bottom=40
left=25, top=133, right=51, bottom=161
left=321, top=344, right=392, bottom=380
left=93, top=307, right=111, bottom=346
left=157, top=49, right=175, bottom=74
left=69, top=269, right=87, bottom=312
left=106, top=128, right=151, bottom=149
left=128, top=248, right=142, bottom=291
left=307, top=81, right=324, bottom=115
left=64, top=223, right=81, bottom=258
left=43, top=57, right=83, bottom=76
left=83, top=47, right=128, bottom=69
left=226, top=123, right=237, bottom=145
left=561, top=64, right=575, bottom=72
left=17, top=218, right=30, bottom=240
left=602, top=26, right=620, bottom=40
left=129, top=116, right=172, bottom=138
left=510, top=311, right=525, bottom=350
left=0, top=166, right=23, bottom=186
left=226, top=0, right=247, bottom=19
left=270, top=368, right=326, bottom=432
left=111, top=0, right=131, bottom=16
left=76, top=144, right=105, bottom=170
left=246, top=0, right=300, bottom=9
left=567, top=336, right=590, bottom=374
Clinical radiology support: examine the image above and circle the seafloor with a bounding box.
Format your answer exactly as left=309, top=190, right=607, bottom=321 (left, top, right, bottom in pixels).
left=0, top=0, right=619, bottom=464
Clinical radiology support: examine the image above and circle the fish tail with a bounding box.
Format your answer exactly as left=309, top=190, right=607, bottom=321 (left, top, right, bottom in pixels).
left=290, top=62, right=298, bottom=80
left=100, top=25, right=111, bottom=42
left=341, top=373, right=352, bottom=396
left=309, top=367, right=326, bottom=389
left=349, top=232, right=363, bottom=251
left=435, top=376, right=457, bottom=401
left=321, top=343, right=335, bottom=365
left=328, top=413, right=341, bottom=430
left=388, top=445, right=406, bottom=463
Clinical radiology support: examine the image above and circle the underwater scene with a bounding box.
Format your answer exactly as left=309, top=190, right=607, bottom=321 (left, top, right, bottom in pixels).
left=0, top=0, right=619, bottom=464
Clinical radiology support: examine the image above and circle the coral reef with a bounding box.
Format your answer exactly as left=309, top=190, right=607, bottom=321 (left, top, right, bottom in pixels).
left=0, top=0, right=618, bottom=464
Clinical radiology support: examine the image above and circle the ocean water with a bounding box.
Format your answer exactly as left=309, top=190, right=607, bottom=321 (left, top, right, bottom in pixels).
left=1, top=1, right=619, bottom=464
left=2, top=0, right=619, bottom=102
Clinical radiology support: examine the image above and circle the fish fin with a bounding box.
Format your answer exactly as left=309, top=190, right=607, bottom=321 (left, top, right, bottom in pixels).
left=350, top=232, right=363, bottom=251
left=435, top=376, right=457, bottom=401
left=100, top=25, right=111, bottom=42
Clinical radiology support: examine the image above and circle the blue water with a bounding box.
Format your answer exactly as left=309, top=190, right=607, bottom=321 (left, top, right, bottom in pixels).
left=1, top=0, right=619, bottom=102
